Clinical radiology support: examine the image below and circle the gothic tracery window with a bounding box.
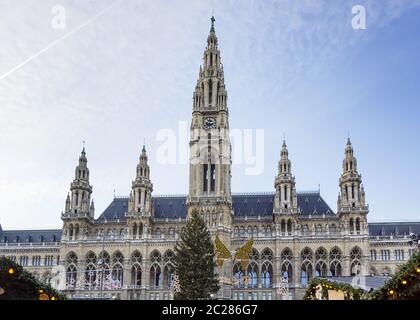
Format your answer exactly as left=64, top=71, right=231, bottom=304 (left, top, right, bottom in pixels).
left=163, top=250, right=175, bottom=289
left=233, top=263, right=244, bottom=288
left=350, top=247, right=362, bottom=276
left=300, top=247, right=313, bottom=286
left=247, top=262, right=258, bottom=288
left=66, top=252, right=78, bottom=289
left=281, top=248, right=293, bottom=283
left=150, top=250, right=162, bottom=289
left=328, top=247, right=343, bottom=277
left=131, top=250, right=142, bottom=288
left=111, top=251, right=124, bottom=288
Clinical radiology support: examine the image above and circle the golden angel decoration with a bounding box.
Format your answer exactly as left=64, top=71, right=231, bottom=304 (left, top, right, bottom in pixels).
left=214, top=235, right=254, bottom=270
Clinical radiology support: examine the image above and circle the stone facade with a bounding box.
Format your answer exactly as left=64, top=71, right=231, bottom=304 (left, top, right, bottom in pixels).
left=1, top=17, right=419, bottom=300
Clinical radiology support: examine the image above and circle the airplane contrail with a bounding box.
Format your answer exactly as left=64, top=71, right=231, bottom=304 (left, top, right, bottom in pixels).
left=0, top=0, right=124, bottom=81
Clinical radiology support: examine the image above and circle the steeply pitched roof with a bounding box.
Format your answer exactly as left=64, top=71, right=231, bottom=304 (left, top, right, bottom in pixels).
left=368, top=222, right=420, bottom=236
left=296, top=192, right=335, bottom=216
left=0, top=229, right=62, bottom=244
left=97, top=191, right=335, bottom=221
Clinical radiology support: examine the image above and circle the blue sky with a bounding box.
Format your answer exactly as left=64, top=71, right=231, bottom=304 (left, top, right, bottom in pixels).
left=0, top=0, right=419, bottom=229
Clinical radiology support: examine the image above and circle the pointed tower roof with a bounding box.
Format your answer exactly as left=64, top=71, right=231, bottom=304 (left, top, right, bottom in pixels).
left=281, top=139, right=289, bottom=158
left=207, top=16, right=218, bottom=48
left=345, top=137, right=354, bottom=156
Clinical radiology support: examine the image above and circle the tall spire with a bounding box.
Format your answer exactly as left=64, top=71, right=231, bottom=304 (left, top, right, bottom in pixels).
left=76, top=146, right=89, bottom=181
left=130, top=145, right=153, bottom=216
left=192, top=17, right=227, bottom=112
left=343, top=137, right=356, bottom=173
left=274, top=140, right=297, bottom=213
left=65, top=147, right=93, bottom=216
left=338, top=138, right=367, bottom=211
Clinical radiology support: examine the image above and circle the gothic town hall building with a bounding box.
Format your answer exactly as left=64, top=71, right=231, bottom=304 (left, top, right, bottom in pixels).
left=1, top=18, right=419, bottom=300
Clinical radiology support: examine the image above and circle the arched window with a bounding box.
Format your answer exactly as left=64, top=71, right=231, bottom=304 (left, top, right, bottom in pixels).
left=85, top=251, right=97, bottom=264
left=301, top=247, right=313, bottom=262
left=85, top=264, right=96, bottom=289
left=150, top=264, right=161, bottom=289
left=261, top=262, right=272, bottom=288
left=112, top=251, right=124, bottom=264
left=98, top=251, right=111, bottom=282
left=65, top=252, right=78, bottom=289
left=253, top=226, right=258, bottom=236
left=240, top=226, right=245, bottom=237
left=112, top=264, right=123, bottom=288
left=163, top=250, right=175, bottom=289
left=287, top=220, right=292, bottom=234
left=261, top=248, right=273, bottom=262
left=69, top=224, right=74, bottom=239
left=233, top=263, right=244, bottom=288
left=349, top=218, right=354, bottom=234
left=281, top=220, right=286, bottom=233
left=150, top=251, right=162, bottom=289
left=315, top=261, right=328, bottom=277
left=281, top=248, right=293, bottom=283
left=131, top=264, right=142, bottom=287
left=370, top=250, right=377, bottom=261
left=74, top=225, right=79, bottom=239
left=329, top=247, right=342, bottom=261
left=132, top=223, right=137, bottom=239
left=315, top=247, right=328, bottom=261
left=300, top=247, right=313, bottom=285
left=356, top=218, right=361, bottom=233
left=350, top=247, right=362, bottom=276
left=111, top=251, right=124, bottom=288
left=330, top=260, right=342, bottom=277
left=247, top=263, right=258, bottom=288
left=315, top=224, right=322, bottom=235
left=131, top=250, right=142, bottom=288
left=249, top=248, right=259, bottom=262
left=301, top=261, right=312, bottom=286
left=131, top=250, right=142, bottom=264
left=328, top=247, right=343, bottom=277
left=247, top=226, right=252, bottom=236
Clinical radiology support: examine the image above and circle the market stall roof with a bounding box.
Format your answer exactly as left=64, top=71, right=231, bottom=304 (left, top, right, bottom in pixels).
left=324, top=276, right=391, bottom=291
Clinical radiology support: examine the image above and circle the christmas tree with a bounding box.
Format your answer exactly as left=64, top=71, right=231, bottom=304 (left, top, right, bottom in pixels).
left=174, top=209, right=220, bottom=299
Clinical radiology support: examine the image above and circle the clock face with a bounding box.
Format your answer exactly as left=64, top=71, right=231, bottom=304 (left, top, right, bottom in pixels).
left=203, top=117, right=216, bottom=129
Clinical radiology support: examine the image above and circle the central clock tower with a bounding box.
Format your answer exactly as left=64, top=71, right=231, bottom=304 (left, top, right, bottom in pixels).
left=187, top=16, right=232, bottom=231
left=187, top=18, right=233, bottom=299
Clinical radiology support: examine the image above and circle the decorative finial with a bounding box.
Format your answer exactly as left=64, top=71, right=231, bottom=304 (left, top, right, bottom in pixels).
left=113, top=189, right=116, bottom=198
left=82, top=140, right=86, bottom=153
left=347, top=130, right=351, bottom=145
left=210, top=15, right=215, bottom=32
left=142, top=138, right=146, bottom=152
